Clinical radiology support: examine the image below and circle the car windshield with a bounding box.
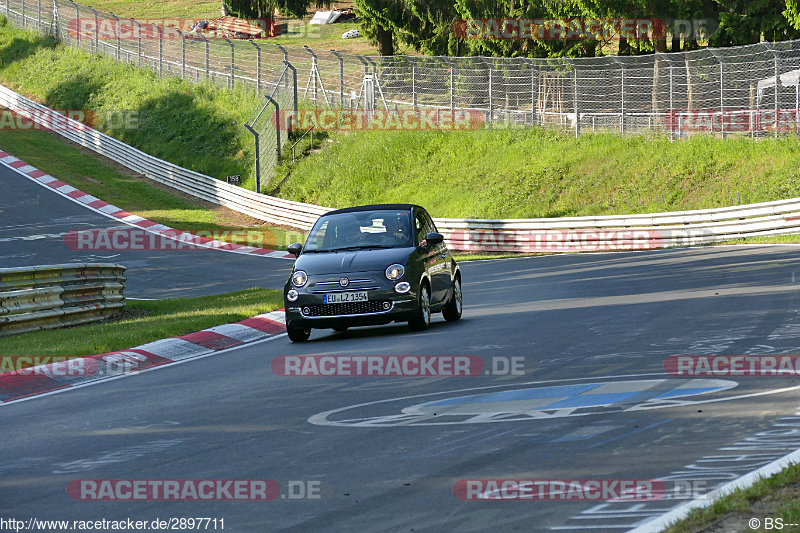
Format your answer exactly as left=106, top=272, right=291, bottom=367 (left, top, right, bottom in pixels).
left=303, top=210, right=413, bottom=252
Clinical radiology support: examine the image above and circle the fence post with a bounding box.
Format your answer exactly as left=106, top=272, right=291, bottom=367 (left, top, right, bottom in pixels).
left=443, top=57, right=454, bottom=111
left=85, top=5, right=100, bottom=53
left=36, top=0, right=40, bottom=31
left=330, top=50, right=345, bottom=106
left=178, top=29, right=185, bottom=78
left=775, top=52, right=780, bottom=138
left=274, top=43, right=288, bottom=90
left=224, top=37, right=234, bottom=89
left=109, top=11, right=120, bottom=60
left=154, top=24, right=162, bottom=76
left=611, top=57, right=625, bottom=134
left=244, top=123, right=260, bottom=193
left=571, top=61, right=580, bottom=137
left=201, top=34, right=208, bottom=79
left=303, top=45, right=318, bottom=102
left=249, top=40, right=261, bottom=93
left=21, top=0, right=24, bottom=27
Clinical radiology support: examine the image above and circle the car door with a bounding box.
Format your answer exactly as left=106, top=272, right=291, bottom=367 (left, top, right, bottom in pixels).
left=424, top=211, right=453, bottom=305
left=415, top=208, right=450, bottom=305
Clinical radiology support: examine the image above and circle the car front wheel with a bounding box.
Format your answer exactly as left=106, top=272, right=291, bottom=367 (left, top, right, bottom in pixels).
left=408, top=284, right=431, bottom=331
left=287, top=325, right=311, bottom=342
left=442, top=277, right=462, bottom=322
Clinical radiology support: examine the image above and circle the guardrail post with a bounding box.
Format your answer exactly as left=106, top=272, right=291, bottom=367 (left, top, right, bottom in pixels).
left=21, top=0, right=24, bottom=27
left=249, top=40, right=261, bottom=93
left=331, top=50, right=345, bottom=106
left=37, top=0, right=40, bottom=31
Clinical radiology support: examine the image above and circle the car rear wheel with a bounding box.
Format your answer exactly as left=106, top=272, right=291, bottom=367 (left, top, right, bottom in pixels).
left=442, top=277, right=462, bottom=322
left=408, top=284, right=431, bottom=331
left=287, top=325, right=311, bottom=342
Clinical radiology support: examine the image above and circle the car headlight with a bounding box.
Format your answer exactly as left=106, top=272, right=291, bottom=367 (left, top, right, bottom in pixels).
left=385, top=264, right=405, bottom=280
left=287, top=289, right=299, bottom=301
left=292, top=270, right=308, bottom=287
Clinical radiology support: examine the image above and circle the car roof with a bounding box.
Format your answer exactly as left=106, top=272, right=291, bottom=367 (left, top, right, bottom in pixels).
left=323, top=204, right=423, bottom=216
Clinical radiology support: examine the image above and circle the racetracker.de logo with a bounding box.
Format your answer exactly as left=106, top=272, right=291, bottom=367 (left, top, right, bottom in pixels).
left=270, top=355, right=524, bottom=377
left=453, top=479, right=665, bottom=501
left=0, top=109, right=95, bottom=132
left=666, top=109, right=800, bottom=133
left=665, top=355, right=800, bottom=376
left=65, top=18, right=277, bottom=40
left=448, top=229, right=663, bottom=253
left=453, top=18, right=715, bottom=41
left=64, top=228, right=278, bottom=251
left=67, top=480, right=280, bottom=501
left=272, top=109, right=485, bottom=132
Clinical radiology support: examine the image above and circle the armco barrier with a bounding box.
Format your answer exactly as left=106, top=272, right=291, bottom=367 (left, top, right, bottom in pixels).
left=2, top=83, right=800, bottom=250
left=0, top=264, right=126, bottom=336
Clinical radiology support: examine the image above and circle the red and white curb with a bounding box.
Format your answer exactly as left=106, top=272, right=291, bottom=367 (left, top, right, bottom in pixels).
left=0, top=310, right=286, bottom=405
left=0, top=150, right=294, bottom=259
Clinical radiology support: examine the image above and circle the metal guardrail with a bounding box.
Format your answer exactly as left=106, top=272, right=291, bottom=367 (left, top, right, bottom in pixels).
left=0, top=263, right=126, bottom=336
left=2, top=83, right=800, bottom=251
left=0, top=84, right=329, bottom=230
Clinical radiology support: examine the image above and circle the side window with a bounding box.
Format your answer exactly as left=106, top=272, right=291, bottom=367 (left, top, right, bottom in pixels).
left=415, top=211, right=432, bottom=242
left=424, top=212, right=438, bottom=233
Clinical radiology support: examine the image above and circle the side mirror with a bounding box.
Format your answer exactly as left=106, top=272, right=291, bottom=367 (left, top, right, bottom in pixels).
left=425, top=232, right=444, bottom=245
left=287, top=242, right=303, bottom=257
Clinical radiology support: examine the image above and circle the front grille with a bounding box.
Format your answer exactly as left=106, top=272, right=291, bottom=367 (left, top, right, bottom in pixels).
left=306, top=300, right=390, bottom=317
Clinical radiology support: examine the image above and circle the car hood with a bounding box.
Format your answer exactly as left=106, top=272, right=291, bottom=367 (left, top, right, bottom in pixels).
left=295, top=247, right=413, bottom=275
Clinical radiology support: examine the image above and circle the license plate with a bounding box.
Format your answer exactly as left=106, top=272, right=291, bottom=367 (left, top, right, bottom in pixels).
left=323, top=291, right=368, bottom=304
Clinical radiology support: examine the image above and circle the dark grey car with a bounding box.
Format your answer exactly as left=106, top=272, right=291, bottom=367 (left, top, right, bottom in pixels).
left=283, top=204, right=462, bottom=342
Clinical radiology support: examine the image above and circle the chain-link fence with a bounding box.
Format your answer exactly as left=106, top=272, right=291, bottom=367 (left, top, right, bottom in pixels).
left=244, top=62, right=297, bottom=193
left=8, top=1, right=800, bottom=143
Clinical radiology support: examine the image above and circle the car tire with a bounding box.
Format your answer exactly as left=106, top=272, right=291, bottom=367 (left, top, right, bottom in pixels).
left=408, top=283, right=431, bottom=331
left=442, top=277, right=462, bottom=322
left=287, top=325, right=311, bottom=342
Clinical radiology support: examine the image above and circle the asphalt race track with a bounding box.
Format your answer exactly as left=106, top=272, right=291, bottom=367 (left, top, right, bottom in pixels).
left=0, top=163, right=292, bottom=297
left=5, top=222, right=800, bottom=531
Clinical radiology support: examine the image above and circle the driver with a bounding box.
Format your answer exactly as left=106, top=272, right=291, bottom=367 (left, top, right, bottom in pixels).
left=385, top=216, right=410, bottom=245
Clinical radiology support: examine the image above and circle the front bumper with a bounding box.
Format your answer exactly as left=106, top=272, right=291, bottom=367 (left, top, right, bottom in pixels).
left=284, top=285, right=417, bottom=329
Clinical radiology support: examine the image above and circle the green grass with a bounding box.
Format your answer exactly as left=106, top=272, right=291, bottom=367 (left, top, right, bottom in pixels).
left=664, top=463, right=800, bottom=532
left=0, top=18, right=261, bottom=188
left=0, top=130, right=306, bottom=247
left=81, top=0, right=223, bottom=20
left=0, top=288, right=283, bottom=356
left=276, top=127, right=800, bottom=219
